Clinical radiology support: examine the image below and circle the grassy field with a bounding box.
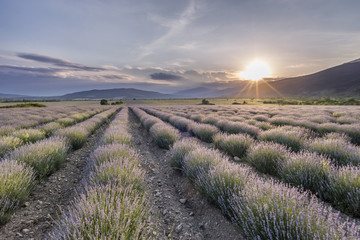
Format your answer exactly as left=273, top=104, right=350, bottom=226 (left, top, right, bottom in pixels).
left=128, top=97, right=360, bottom=105
left=0, top=100, right=102, bottom=107
left=1, top=102, right=360, bottom=239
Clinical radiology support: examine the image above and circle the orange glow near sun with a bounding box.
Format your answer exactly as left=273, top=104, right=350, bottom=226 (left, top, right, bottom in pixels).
left=238, top=60, right=271, bottom=81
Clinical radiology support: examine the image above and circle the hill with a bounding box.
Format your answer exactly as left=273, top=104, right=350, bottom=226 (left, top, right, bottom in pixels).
left=175, top=59, right=360, bottom=98
left=0, top=93, right=28, bottom=99
left=238, top=59, right=360, bottom=97
left=58, top=88, right=175, bottom=100
left=173, top=87, right=221, bottom=98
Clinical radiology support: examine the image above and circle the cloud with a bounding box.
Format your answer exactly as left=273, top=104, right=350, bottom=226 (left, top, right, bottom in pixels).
left=150, top=72, right=183, bottom=81
left=17, top=53, right=104, bottom=71
left=0, top=65, right=61, bottom=74
left=139, top=0, right=199, bottom=59
left=184, top=69, right=200, bottom=76
left=103, top=74, right=125, bottom=80
left=0, top=71, right=176, bottom=96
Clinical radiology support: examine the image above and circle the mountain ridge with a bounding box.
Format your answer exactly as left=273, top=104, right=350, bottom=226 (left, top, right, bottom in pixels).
left=1, top=59, right=360, bottom=100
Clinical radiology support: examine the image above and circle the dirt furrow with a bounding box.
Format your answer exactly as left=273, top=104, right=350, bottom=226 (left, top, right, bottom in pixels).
left=0, top=118, right=113, bottom=240
left=128, top=109, right=240, bottom=240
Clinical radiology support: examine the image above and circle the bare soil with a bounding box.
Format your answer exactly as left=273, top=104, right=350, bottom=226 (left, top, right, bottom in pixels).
left=128, top=109, right=241, bottom=240
left=0, top=118, right=112, bottom=240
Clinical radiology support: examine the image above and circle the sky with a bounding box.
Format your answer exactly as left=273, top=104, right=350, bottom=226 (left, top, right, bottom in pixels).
left=0, top=0, right=360, bottom=96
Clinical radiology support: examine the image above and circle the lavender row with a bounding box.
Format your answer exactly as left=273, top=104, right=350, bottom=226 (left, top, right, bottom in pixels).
left=139, top=108, right=360, bottom=237
left=171, top=139, right=359, bottom=239
left=153, top=108, right=360, bottom=167
left=0, top=108, right=117, bottom=225
left=165, top=106, right=360, bottom=145
left=0, top=136, right=69, bottom=224
left=131, top=107, right=180, bottom=149
left=143, top=108, right=360, bottom=217
left=100, top=107, right=131, bottom=145
left=159, top=105, right=360, bottom=126
left=0, top=105, right=109, bottom=136
left=214, top=132, right=360, bottom=218
left=0, top=107, right=110, bottom=158
left=54, top=107, right=118, bottom=149
left=50, top=107, right=153, bottom=239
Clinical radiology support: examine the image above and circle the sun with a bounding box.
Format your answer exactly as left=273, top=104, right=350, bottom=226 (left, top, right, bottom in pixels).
left=238, top=60, right=271, bottom=81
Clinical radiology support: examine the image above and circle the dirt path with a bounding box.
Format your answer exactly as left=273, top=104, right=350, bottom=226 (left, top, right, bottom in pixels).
left=128, top=110, right=241, bottom=240
left=0, top=117, right=113, bottom=240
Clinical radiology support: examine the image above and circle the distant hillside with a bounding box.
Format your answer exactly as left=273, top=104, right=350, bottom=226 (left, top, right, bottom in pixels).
left=174, top=81, right=249, bottom=98
left=174, top=59, right=360, bottom=98
left=0, top=93, right=28, bottom=98
left=238, top=59, right=360, bottom=97
left=58, top=88, right=175, bottom=100
left=174, top=87, right=220, bottom=98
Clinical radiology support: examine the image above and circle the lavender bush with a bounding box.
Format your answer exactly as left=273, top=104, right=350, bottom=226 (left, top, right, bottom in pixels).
left=259, top=126, right=312, bottom=152
left=50, top=184, right=151, bottom=239
left=306, top=137, right=360, bottom=166
left=100, top=125, right=132, bottom=145
left=327, top=165, right=360, bottom=217
left=92, top=143, right=139, bottom=166
left=255, top=121, right=273, bottom=130
left=280, top=151, right=333, bottom=199
left=183, top=147, right=223, bottom=180
left=213, top=133, right=254, bottom=158
left=323, top=132, right=351, bottom=142
left=142, top=116, right=162, bottom=131
left=228, top=179, right=358, bottom=240
left=168, top=116, right=192, bottom=132
left=54, top=127, right=89, bottom=150
left=0, top=126, right=15, bottom=137
left=269, top=116, right=296, bottom=126
left=0, top=160, right=36, bottom=224
left=199, top=161, right=253, bottom=208
left=341, top=124, right=360, bottom=145
left=246, top=141, right=290, bottom=176
left=218, top=120, right=260, bottom=137
left=202, top=116, right=219, bottom=125
left=316, top=122, right=342, bottom=136
left=189, top=114, right=203, bottom=122
left=149, top=123, right=180, bottom=149
left=12, top=128, right=46, bottom=144
left=0, top=136, right=23, bottom=158
left=10, top=136, right=69, bottom=179
left=90, top=157, right=145, bottom=192
left=170, top=138, right=202, bottom=169
left=57, top=117, right=75, bottom=127
left=188, top=122, right=219, bottom=143
left=37, top=122, right=62, bottom=137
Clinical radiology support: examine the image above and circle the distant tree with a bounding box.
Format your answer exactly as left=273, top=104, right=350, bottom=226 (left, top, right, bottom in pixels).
left=243, top=100, right=247, bottom=104
left=100, top=99, right=109, bottom=105
left=202, top=98, right=210, bottom=104
left=200, top=98, right=215, bottom=105
left=111, top=100, right=124, bottom=105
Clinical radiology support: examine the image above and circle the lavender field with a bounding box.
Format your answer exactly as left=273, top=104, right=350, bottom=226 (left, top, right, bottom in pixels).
left=1, top=104, right=360, bottom=239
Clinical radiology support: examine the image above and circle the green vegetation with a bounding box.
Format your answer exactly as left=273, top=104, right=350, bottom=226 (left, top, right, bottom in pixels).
left=149, top=123, right=180, bottom=149
left=111, top=100, right=124, bottom=105
left=136, top=97, right=360, bottom=105
left=0, top=103, right=46, bottom=108
left=100, top=99, right=124, bottom=105
left=213, top=133, right=253, bottom=158
left=0, top=160, right=35, bottom=224
left=10, top=137, right=69, bottom=179
left=100, top=99, right=109, bottom=105
left=263, top=97, right=360, bottom=105
left=199, top=98, right=215, bottom=105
